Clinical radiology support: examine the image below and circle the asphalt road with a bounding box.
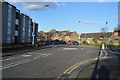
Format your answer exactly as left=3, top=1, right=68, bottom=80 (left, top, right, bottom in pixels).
left=1, top=45, right=100, bottom=78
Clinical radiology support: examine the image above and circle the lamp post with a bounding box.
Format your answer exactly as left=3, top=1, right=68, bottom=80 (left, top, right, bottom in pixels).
left=105, top=22, right=108, bottom=49
left=78, top=21, right=87, bottom=44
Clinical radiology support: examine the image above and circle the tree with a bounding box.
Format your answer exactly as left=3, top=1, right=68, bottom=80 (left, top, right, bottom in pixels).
left=114, top=25, right=120, bottom=30
left=100, top=27, right=108, bottom=40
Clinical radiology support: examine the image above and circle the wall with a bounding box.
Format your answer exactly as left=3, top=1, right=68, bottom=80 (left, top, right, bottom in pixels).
left=70, top=32, right=79, bottom=41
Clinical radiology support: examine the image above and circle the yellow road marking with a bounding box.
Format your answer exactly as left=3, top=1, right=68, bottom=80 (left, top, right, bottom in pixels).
left=67, top=57, right=110, bottom=74
left=60, top=56, right=111, bottom=77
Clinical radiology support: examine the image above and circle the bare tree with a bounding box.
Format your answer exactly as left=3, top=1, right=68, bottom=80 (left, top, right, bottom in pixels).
left=114, top=25, right=120, bottom=30
left=100, top=27, right=108, bottom=40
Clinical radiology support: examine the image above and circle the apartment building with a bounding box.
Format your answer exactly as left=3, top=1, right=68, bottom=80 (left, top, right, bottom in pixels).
left=118, top=1, right=120, bottom=36
left=0, top=1, right=38, bottom=45
left=19, top=13, right=32, bottom=44
left=0, top=2, right=18, bottom=45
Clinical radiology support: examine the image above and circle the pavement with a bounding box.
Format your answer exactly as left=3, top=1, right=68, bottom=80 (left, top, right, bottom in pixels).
left=76, top=55, right=120, bottom=80
left=1, top=45, right=54, bottom=57
left=68, top=47, right=120, bottom=80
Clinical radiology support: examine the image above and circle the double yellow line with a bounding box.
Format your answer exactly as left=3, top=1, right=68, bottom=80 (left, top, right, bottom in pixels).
left=56, top=56, right=111, bottom=80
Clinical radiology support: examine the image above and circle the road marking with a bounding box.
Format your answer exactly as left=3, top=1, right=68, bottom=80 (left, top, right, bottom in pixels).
left=57, top=56, right=111, bottom=79
left=100, top=51, right=103, bottom=57
left=99, top=50, right=108, bottom=57
left=2, top=59, right=33, bottom=70
left=1, top=53, right=53, bottom=70
left=63, top=48, right=78, bottom=50
left=21, top=55, right=31, bottom=57
left=0, top=57, right=15, bottom=62
left=33, top=58, right=37, bottom=60
left=2, top=59, right=29, bottom=67
left=41, top=53, right=52, bottom=57
left=1, top=59, right=32, bottom=70
left=103, top=51, right=108, bottom=57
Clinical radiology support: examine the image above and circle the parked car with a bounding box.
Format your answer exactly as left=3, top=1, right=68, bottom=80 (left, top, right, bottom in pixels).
left=73, top=41, right=79, bottom=45
left=66, top=41, right=72, bottom=44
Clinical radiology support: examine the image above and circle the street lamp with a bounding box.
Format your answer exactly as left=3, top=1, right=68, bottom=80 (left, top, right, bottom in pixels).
left=78, top=21, right=87, bottom=44
left=105, top=22, right=108, bottom=49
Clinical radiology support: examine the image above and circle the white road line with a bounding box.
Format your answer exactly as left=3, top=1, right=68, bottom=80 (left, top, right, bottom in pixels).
left=103, top=51, right=108, bottom=57
left=33, top=58, right=37, bottom=60
left=21, top=55, right=31, bottom=57
left=63, top=48, right=78, bottom=50
left=3, top=59, right=29, bottom=67
left=100, top=51, right=103, bottom=57
left=0, top=57, right=15, bottom=62
left=1, top=59, right=33, bottom=70
left=1, top=52, right=53, bottom=70
left=99, top=50, right=108, bottom=57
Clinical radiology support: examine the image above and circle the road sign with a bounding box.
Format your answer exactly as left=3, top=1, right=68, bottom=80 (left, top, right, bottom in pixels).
left=32, top=33, right=35, bottom=37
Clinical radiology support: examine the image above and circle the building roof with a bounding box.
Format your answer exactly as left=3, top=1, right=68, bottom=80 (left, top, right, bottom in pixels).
left=114, top=29, right=120, bottom=32
left=80, top=32, right=113, bottom=38
left=65, top=32, right=73, bottom=36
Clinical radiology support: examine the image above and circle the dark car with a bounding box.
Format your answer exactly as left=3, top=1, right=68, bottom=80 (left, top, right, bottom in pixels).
left=73, top=41, right=79, bottom=45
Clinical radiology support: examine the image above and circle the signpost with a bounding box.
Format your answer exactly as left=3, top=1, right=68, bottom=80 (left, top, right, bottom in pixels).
left=32, top=33, right=35, bottom=47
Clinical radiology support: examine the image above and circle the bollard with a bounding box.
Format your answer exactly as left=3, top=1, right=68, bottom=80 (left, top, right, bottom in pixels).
left=101, top=43, right=105, bottom=50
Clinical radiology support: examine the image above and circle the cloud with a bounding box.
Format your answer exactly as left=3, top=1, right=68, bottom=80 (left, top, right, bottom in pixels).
left=7, top=1, right=66, bottom=11
left=110, top=16, right=118, bottom=19
left=99, top=0, right=104, bottom=2
left=5, top=0, right=119, bottom=2
left=6, top=0, right=54, bottom=2
left=78, top=21, right=99, bottom=24
left=9, top=2, right=62, bottom=11
left=22, top=2, right=58, bottom=11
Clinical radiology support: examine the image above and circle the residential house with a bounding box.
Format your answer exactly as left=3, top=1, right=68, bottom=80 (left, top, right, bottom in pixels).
left=38, top=31, right=47, bottom=41
left=111, top=29, right=120, bottom=45
left=80, top=32, right=113, bottom=44
left=38, top=29, right=79, bottom=42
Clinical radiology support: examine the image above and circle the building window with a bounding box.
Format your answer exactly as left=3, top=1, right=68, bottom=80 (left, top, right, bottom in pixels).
left=7, top=5, right=12, bottom=43
left=22, top=15, right=26, bottom=43
left=28, top=19, right=31, bottom=42
left=15, top=30, right=18, bottom=36
left=16, top=19, right=19, bottom=25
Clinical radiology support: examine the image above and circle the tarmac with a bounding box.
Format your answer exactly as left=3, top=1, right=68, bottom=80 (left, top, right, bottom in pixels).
left=70, top=48, right=120, bottom=80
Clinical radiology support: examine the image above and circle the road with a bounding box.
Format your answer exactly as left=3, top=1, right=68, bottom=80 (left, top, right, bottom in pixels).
left=1, top=45, right=100, bottom=78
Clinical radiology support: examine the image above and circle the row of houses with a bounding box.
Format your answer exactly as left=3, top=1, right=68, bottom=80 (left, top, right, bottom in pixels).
left=0, top=1, right=38, bottom=46
left=38, top=29, right=79, bottom=42
left=38, top=29, right=120, bottom=45
left=80, top=29, right=120, bottom=45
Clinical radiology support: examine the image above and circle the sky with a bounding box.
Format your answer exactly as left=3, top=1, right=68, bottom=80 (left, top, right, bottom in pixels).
left=7, top=0, right=118, bottom=34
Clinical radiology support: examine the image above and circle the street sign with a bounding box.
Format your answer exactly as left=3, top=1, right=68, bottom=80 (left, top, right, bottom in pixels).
left=32, top=33, right=35, bottom=37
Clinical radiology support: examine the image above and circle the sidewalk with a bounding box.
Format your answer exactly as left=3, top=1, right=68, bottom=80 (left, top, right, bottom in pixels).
left=1, top=45, right=54, bottom=57
left=76, top=53, right=120, bottom=79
